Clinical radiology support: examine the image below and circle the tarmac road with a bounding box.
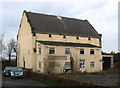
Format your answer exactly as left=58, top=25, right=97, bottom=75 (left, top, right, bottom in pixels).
left=2, top=76, right=50, bottom=88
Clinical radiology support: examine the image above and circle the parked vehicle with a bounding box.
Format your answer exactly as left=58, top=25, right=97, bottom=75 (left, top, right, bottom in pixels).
left=3, top=66, right=14, bottom=77
left=10, top=67, right=24, bottom=79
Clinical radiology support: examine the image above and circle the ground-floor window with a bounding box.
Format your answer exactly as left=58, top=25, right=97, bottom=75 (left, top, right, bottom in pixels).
left=79, top=61, right=85, bottom=72
left=49, top=62, right=55, bottom=68
left=39, top=62, right=41, bottom=68
left=65, top=48, right=70, bottom=54
left=65, top=62, right=71, bottom=69
left=90, top=61, right=95, bottom=68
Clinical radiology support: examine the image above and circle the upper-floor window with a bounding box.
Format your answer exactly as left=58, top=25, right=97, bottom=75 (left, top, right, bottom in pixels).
left=49, top=34, right=52, bottom=37
left=39, top=48, right=41, bottom=54
left=88, top=37, right=91, bottom=40
left=90, top=62, right=95, bottom=68
left=76, top=36, right=79, bottom=39
left=65, top=48, right=70, bottom=54
left=90, top=49, right=94, bottom=55
left=49, top=47, right=55, bottom=54
left=80, top=49, right=84, bottom=54
left=63, top=35, right=66, bottom=38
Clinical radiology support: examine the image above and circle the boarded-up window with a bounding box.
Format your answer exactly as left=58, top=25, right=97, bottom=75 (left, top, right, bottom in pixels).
left=49, top=62, right=55, bottom=68
left=65, top=62, right=71, bottom=69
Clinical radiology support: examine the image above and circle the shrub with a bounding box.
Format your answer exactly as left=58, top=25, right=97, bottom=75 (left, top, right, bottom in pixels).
left=117, top=62, right=120, bottom=69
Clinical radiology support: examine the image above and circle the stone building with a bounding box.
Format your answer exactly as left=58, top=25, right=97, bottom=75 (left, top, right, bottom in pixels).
left=17, top=10, right=102, bottom=74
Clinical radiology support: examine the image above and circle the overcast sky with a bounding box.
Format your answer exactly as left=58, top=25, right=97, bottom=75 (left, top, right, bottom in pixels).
left=0, top=0, right=119, bottom=53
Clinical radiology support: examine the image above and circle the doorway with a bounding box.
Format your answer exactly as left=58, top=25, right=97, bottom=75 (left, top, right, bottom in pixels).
left=24, top=61, right=25, bottom=68
left=79, top=62, right=85, bottom=72
left=103, top=57, right=111, bottom=70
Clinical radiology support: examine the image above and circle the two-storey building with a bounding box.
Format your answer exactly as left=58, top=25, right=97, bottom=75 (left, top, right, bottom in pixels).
left=17, top=10, right=102, bottom=74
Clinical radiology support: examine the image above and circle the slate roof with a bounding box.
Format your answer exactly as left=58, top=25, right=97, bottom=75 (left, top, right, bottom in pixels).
left=37, top=41, right=100, bottom=48
left=25, top=11, right=100, bottom=38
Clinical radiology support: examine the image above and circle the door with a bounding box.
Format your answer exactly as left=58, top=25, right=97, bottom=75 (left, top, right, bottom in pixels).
left=24, top=61, right=25, bottom=68
left=103, top=57, right=111, bottom=70
left=79, top=62, right=85, bottom=72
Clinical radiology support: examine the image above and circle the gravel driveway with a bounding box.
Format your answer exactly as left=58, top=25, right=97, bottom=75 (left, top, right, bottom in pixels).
left=57, top=73, right=120, bottom=86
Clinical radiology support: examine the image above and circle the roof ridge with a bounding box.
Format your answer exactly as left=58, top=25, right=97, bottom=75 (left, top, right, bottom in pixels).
left=25, top=10, right=58, bottom=17
left=25, top=10, right=86, bottom=22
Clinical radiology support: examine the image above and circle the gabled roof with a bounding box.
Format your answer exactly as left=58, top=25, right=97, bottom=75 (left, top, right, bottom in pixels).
left=37, top=41, right=100, bottom=48
left=24, top=10, right=100, bottom=38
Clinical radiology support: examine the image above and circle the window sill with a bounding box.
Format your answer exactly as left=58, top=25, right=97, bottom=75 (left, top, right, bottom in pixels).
left=90, top=67, right=95, bottom=68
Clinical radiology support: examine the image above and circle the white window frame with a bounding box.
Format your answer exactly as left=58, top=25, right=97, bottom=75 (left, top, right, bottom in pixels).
left=65, top=48, right=70, bottom=54
left=65, top=62, right=71, bottom=69
left=90, top=49, right=94, bottom=55
left=39, top=48, right=41, bottom=54
left=80, top=49, right=84, bottom=54
left=39, top=62, right=41, bottom=68
left=49, top=47, right=55, bottom=54
left=90, top=61, right=95, bottom=68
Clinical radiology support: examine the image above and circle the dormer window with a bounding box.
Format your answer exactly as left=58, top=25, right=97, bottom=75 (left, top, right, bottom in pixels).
left=88, top=37, right=91, bottom=40
left=63, top=35, right=66, bottom=38
left=76, top=36, right=79, bottom=39
left=49, top=34, right=52, bottom=37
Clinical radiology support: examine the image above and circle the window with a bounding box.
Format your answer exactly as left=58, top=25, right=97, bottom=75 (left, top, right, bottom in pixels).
left=90, top=62, right=95, bottom=68
left=80, top=49, right=84, bottom=54
left=39, top=48, right=41, bottom=54
left=49, top=47, right=55, bottom=54
left=76, top=36, right=79, bottom=39
left=65, top=48, right=70, bottom=54
left=88, top=37, right=91, bottom=40
left=90, top=49, right=94, bottom=55
left=65, top=62, right=71, bottom=69
left=49, top=62, right=55, bottom=68
left=39, top=62, right=41, bottom=68
left=49, top=34, right=52, bottom=37
left=63, top=35, right=66, bottom=38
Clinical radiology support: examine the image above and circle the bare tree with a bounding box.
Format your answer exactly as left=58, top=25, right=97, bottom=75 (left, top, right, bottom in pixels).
left=0, top=33, right=6, bottom=60
left=7, top=38, right=17, bottom=64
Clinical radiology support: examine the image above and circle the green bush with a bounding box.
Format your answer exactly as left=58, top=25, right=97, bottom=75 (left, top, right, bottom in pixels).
left=117, top=62, right=120, bottom=69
